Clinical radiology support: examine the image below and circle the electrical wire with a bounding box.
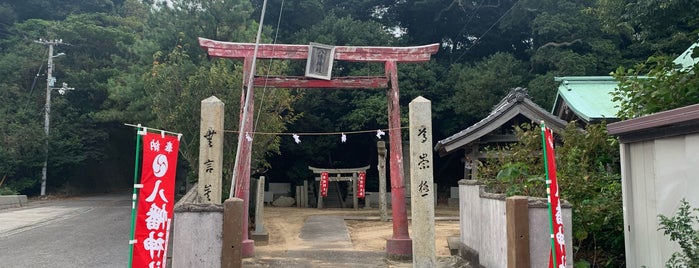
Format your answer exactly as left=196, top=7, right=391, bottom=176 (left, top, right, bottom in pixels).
left=253, top=0, right=285, bottom=134
left=25, top=47, right=49, bottom=110
left=230, top=0, right=269, bottom=198
left=454, top=0, right=486, bottom=40
left=451, top=0, right=520, bottom=64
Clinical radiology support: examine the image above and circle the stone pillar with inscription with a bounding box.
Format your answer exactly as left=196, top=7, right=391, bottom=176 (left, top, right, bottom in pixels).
left=198, top=96, right=224, bottom=204
left=408, top=96, right=436, bottom=266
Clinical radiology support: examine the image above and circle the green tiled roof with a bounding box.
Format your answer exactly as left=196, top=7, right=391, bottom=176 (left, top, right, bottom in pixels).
left=673, top=41, right=698, bottom=71
left=553, top=76, right=620, bottom=122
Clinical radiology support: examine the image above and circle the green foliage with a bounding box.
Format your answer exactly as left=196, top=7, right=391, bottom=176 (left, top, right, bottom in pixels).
left=448, top=52, right=529, bottom=125
left=0, top=175, right=17, bottom=195
left=658, top=199, right=699, bottom=268
left=612, top=55, right=699, bottom=119
left=594, top=0, right=699, bottom=54
left=143, top=39, right=299, bottom=184
left=479, top=122, right=624, bottom=266
left=0, top=187, right=18, bottom=196
left=495, top=162, right=546, bottom=197
left=480, top=123, right=547, bottom=197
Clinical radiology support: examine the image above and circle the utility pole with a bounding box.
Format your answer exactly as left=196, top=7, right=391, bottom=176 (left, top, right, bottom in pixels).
left=35, top=38, right=72, bottom=196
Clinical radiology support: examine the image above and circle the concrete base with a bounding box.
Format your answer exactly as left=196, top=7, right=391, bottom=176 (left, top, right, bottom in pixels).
left=458, top=242, right=485, bottom=268
left=385, top=238, right=412, bottom=260
left=172, top=207, right=223, bottom=268
left=242, top=239, right=255, bottom=258
left=251, top=231, right=269, bottom=245
left=0, top=195, right=28, bottom=210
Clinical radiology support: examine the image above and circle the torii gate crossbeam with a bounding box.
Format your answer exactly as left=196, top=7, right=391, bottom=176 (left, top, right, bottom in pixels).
left=199, top=37, right=439, bottom=259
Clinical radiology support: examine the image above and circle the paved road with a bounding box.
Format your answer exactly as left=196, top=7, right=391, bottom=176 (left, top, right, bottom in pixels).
left=0, top=194, right=470, bottom=268
left=0, top=194, right=132, bottom=268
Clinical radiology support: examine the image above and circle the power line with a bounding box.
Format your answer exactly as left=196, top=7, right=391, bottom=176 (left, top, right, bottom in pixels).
left=454, top=0, right=487, bottom=39
left=25, top=46, right=49, bottom=110
left=253, top=0, right=285, bottom=134
left=451, top=0, right=520, bottom=64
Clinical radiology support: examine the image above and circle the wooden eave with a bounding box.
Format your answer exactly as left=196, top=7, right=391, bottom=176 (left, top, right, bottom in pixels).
left=607, top=103, right=699, bottom=143
left=435, top=97, right=567, bottom=157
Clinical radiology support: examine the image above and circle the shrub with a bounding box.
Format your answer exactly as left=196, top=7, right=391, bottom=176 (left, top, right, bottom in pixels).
left=658, top=199, right=699, bottom=268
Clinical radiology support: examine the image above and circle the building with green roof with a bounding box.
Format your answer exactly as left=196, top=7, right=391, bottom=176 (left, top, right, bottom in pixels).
left=551, top=76, right=621, bottom=125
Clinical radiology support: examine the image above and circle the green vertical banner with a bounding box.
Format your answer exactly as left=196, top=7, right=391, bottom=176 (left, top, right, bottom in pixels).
left=541, top=121, right=567, bottom=268
left=128, top=126, right=145, bottom=268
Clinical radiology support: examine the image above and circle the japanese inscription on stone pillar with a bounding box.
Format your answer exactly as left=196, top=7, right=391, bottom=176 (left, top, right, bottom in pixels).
left=197, top=96, right=224, bottom=204
left=408, top=96, right=436, bottom=266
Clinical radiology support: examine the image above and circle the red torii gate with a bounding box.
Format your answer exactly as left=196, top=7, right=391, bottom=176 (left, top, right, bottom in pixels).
left=199, top=37, right=439, bottom=258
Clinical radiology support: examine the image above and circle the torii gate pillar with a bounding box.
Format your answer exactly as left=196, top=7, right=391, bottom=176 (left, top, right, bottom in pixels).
left=384, top=60, right=412, bottom=259
left=199, top=38, right=438, bottom=259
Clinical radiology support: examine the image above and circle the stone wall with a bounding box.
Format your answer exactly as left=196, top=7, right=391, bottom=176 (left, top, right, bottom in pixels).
left=458, top=179, right=574, bottom=268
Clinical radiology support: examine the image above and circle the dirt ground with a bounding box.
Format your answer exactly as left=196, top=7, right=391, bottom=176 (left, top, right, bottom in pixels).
left=256, top=205, right=461, bottom=256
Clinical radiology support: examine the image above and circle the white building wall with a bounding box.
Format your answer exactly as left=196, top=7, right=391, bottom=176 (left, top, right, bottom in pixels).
left=623, top=133, right=699, bottom=267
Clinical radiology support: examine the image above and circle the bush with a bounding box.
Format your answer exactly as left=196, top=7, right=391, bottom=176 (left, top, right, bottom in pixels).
left=658, top=199, right=699, bottom=268
left=0, top=186, right=18, bottom=195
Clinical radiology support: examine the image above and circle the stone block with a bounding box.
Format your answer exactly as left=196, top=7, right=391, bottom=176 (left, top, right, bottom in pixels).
left=268, top=183, right=290, bottom=195
left=263, top=191, right=273, bottom=204
left=172, top=203, right=223, bottom=268
left=450, top=187, right=459, bottom=199
left=0, top=195, right=27, bottom=210
left=272, top=196, right=295, bottom=207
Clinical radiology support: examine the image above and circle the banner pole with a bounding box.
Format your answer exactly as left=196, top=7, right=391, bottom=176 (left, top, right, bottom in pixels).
left=128, top=125, right=144, bottom=268
left=541, top=121, right=558, bottom=268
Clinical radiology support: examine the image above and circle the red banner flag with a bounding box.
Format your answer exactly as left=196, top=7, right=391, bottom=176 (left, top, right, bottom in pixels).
left=132, top=132, right=179, bottom=268
left=357, top=172, right=366, bottom=198
left=542, top=123, right=567, bottom=268
left=320, top=172, right=329, bottom=197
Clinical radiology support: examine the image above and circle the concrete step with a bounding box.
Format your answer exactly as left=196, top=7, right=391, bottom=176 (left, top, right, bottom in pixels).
left=322, top=181, right=345, bottom=208
left=447, top=236, right=460, bottom=256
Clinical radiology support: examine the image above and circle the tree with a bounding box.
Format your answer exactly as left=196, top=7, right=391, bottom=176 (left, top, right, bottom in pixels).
left=147, top=0, right=255, bottom=60
left=447, top=52, right=529, bottom=125
left=142, top=38, right=299, bottom=192
left=612, top=54, right=699, bottom=119
left=0, top=1, right=153, bottom=194
left=595, top=0, right=699, bottom=119
left=389, top=0, right=528, bottom=62
left=594, top=0, right=699, bottom=55
left=6, top=0, right=122, bottom=22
